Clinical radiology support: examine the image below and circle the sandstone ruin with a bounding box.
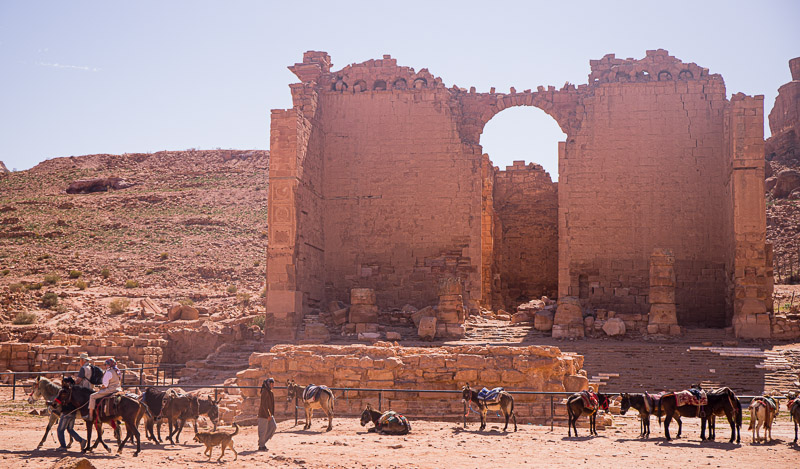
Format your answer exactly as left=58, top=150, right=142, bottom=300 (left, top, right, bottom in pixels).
left=265, top=50, right=772, bottom=340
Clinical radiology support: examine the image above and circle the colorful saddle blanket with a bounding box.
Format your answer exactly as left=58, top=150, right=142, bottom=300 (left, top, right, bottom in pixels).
left=644, top=392, right=663, bottom=413
left=580, top=390, right=599, bottom=410
left=675, top=390, right=707, bottom=407
left=303, top=384, right=330, bottom=402
left=477, top=387, right=504, bottom=403
left=377, top=411, right=411, bottom=433
left=789, top=397, right=800, bottom=412
left=754, top=396, right=777, bottom=412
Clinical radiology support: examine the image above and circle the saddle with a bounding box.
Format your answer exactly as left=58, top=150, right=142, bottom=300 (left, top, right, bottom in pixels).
left=377, top=411, right=411, bottom=433
left=644, top=392, right=662, bottom=413
left=580, top=390, right=599, bottom=410
left=674, top=389, right=707, bottom=407
left=754, top=396, right=777, bottom=412
left=477, top=387, right=504, bottom=404
left=790, top=397, right=800, bottom=412
left=100, top=392, right=125, bottom=418
left=303, top=384, right=330, bottom=402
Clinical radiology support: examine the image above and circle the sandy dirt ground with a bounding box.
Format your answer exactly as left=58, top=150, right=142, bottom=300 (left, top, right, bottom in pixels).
left=2, top=390, right=799, bottom=469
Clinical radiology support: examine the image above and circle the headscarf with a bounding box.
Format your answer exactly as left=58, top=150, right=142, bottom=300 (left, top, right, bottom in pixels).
left=105, top=357, right=120, bottom=375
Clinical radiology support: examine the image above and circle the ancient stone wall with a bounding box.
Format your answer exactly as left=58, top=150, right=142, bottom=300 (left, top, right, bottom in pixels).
left=235, top=343, right=587, bottom=423
left=493, top=161, right=558, bottom=309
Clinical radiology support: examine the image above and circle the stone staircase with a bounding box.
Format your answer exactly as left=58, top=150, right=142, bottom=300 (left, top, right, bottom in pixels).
left=178, top=340, right=267, bottom=385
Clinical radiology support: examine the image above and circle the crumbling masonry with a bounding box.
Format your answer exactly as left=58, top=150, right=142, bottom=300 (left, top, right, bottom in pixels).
left=264, top=50, right=772, bottom=340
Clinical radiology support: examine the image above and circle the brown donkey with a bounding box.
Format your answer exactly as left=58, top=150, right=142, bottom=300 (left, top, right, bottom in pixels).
left=566, top=390, right=610, bottom=437
left=788, top=394, right=800, bottom=445
left=461, top=384, right=517, bottom=432
left=286, top=379, right=335, bottom=431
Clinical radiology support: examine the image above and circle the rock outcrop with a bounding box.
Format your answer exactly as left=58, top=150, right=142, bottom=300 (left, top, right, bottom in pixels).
left=765, top=57, right=800, bottom=165
left=66, top=177, right=134, bottom=194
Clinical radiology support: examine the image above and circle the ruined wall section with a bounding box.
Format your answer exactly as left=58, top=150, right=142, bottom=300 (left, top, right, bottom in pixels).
left=316, top=57, right=483, bottom=309
left=560, top=51, right=729, bottom=324
left=493, top=161, right=558, bottom=308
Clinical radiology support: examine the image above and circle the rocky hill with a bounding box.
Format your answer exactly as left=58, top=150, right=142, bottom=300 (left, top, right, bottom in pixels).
left=0, top=149, right=269, bottom=331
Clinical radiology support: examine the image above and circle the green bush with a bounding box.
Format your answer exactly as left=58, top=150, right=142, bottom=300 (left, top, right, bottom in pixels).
left=237, top=292, right=251, bottom=309
left=12, top=312, right=37, bottom=325
left=251, top=315, right=265, bottom=330
left=101, top=268, right=111, bottom=279
left=75, top=280, right=87, bottom=290
left=36, top=254, right=50, bottom=261
left=145, top=268, right=154, bottom=275
left=1, top=269, right=9, bottom=276
left=9, top=283, right=23, bottom=293
left=109, top=298, right=130, bottom=314
left=41, top=292, right=59, bottom=308
left=27, top=282, right=42, bottom=291
left=68, top=270, right=82, bottom=279
left=226, top=285, right=237, bottom=294
left=43, top=273, right=60, bottom=285
left=125, top=280, right=139, bottom=289
left=159, top=252, right=169, bottom=260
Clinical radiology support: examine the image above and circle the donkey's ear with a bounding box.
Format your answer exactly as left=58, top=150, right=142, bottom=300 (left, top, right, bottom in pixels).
left=366, top=403, right=372, bottom=410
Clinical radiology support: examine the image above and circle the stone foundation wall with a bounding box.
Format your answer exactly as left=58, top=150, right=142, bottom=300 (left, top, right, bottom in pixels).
left=235, top=343, right=587, bottom=423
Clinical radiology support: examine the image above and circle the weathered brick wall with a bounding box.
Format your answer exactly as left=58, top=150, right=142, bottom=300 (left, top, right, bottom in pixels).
left=493, top=161, right=558, bottom=308
left=235, top=343, right=586, bottom=423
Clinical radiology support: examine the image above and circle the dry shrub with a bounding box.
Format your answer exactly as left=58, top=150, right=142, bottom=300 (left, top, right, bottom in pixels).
left=125, top=279, right=139, bottom=289
left=109, top=298, right=131, bottom=314
left=12, top=312, right=37, bottom=325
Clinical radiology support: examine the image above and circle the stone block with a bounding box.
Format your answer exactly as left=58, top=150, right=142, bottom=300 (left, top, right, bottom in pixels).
left=358, top=332, right=381, bottom=341
left=554, top=296, right=583, bottom=326
left=418, top=316, right=437, bottom=340
left=534, top=310, right=554, bottom=331
left=648, top=304, right=677, bottom=325
left=179, top=306, right=199, bottom=320
left=304, top=323, right=330, bottom=342
left=649, top=286, right=675, bottom=304
left=437, top=277, right=462, bottom=296
left=349, top=304, right=378, bottom=323
left=351, top=288, right=376, bottom=305
left=511, top=312, right=532, bottom=324
left=563, top=374, right=589, bottom=392
left=602, top=318, right=626, bottom=336
left=437, top=309, right=461, bottom=324
left=411, top=306, right=435, bottom=328
left=669, top=325, right=682, bottom=336
left=331, top=308, right=348, bottom=325
left=385, top=331, right=402, bottom=341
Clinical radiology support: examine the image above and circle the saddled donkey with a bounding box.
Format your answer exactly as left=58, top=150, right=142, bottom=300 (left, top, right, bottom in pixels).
left=161, top=389, right=197, bottom=444
left=620, top=392, right=665, bottom=438
left=658, top=387, right=740, bottom=443
left=461, top=383, right=517, bottom=432
left=565, top=390, right=611, bottom=437
left=286, top=379, right=335, bottom=431
left=360, top=404, right=411, bottom=435
left=56, top=381, right=149, bottom=456
left=707, top=388, right=743, bottom=441
left=141, top=387, right=168, bottom=444
left=28, top=376, right=76, bottom=449
left=749, top=395, right=779, bottom=443
left=788, top=393, right=800, bottom=445
left=180, top=394, right=222, bottom=433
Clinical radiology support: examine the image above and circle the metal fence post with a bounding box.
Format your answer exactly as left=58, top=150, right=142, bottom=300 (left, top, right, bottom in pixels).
left=294, top=394, right=298, bottom=426
left=379, top=390, right=383, bottom=412
left=463, top=400, right=467, bottom=428
left=139, top=365, right=144, bottom=386
left=550, top=395, right=554, bottom=432
left=171, top=366, right=175, bottom=385
left=11, top=373, right=16, bottom=400
left=122, top=370, right=126, bottom=386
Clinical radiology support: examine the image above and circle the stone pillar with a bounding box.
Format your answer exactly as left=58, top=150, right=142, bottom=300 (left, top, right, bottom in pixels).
left=552, top=296, right=584, bottom=338
left=349, top=288, right=378, bottom=333
left=728, top=94, right=771, bottom=339
left=647, top=248, right=680, bottom=335
left=436, top=278, right=466, bottom=338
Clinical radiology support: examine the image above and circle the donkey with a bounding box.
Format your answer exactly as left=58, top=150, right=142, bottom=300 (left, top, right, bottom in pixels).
left=620, top=392, right=665, bottom=438
left=749, top=396, right=779, bottom=443
left=161, top=389, right=197, bottom=444
left=461, top=384, right=517, bottom=432
left=788, top=394, right=800, bottom=445
left=57, top=382, right=149, bottom=456
left=180, top=394, right=222, bottom=433
left=28, top=376, right=76, bottom=449
left=658, top=387, right=740, bottom=443
left=360, top=404, right=411, bottom=435
left=286, top=379, right=335, bottom=431
left=565, top=390, right=610, bottom=437
left=141, top=387, right=168, bottom=444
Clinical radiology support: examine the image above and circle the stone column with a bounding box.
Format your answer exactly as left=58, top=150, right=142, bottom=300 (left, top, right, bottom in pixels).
left=552, top=296, right=584, bottom=338
left=349, top=288, right=378, bottom=333
left=647, top=248, right=680, bottom=335
left=436, top=278, right=466, bottom=338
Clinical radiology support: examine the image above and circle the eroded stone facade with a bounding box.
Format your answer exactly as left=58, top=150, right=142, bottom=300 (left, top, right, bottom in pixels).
left=265, top=49, right=771, bottom=339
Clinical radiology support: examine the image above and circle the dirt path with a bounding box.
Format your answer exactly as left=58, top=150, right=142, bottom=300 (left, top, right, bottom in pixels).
left=3, top=393, right=799, bottom=469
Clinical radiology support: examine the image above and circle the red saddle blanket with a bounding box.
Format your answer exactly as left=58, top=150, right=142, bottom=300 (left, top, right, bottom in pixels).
left=580, top=390, right=598, bottom=409
left=674, top=390, right=707, bottom=407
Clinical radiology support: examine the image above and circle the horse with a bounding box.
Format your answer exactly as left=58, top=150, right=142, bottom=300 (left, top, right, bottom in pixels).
left=749, top=396, right=779, bottom=443
left=619, top=392, right=666, bottom=438
left=360, top=404, right=411, bottom=435
left=658, top=387, right=740, bottom=443
left=565, top=390, right=610, bottom=437
left=461, top=383, right=517, bottom=432
left=27, top=376, right=77, bottom=449
left=788, top=394, right=800, bottom=445
left=286, top=379, right=335, bottom=431
left=56, top=381, right=149, bottom=456
left=160, top=389, right=197, bottom=444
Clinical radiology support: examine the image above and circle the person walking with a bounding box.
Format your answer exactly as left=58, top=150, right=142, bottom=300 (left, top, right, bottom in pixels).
left=257, top=378, right=276, bottom=451
left=88, top=358, right=122, bottom=422
left=57, top=353, right=93, bottom=451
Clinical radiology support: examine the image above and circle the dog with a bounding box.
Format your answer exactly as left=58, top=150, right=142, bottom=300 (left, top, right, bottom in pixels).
left=193, top=422, right=239, bottom=461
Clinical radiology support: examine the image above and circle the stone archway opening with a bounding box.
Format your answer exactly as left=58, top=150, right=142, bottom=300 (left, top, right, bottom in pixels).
left=480, top=106, right=564, bottom=311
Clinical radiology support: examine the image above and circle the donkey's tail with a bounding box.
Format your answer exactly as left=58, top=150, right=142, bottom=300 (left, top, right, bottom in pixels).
left=735, top=394, right=742, bottom=430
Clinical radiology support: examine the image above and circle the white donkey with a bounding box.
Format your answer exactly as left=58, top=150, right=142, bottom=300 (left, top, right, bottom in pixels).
left=749, top=395, right=779, bottom=443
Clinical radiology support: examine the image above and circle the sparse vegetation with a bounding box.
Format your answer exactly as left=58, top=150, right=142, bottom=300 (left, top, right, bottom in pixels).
left=253, top=260, right=260, bottom=267
left=145, top=268, right=154, bottom=275
left=36, top=254, right=50, bottom=261
left=251, top=314, right=265, bottom=330
left=41, top=292, right=59, bottom=308
left=109, top=298, right=131, bottom=314
left=237, top=292, right=251, bottom=310
left=101, top=268, right=111, bottom=279
left=12, top=312, right=37, bottom=325
left=159, top=252, right=169, bottom=260
left=27, top=282, right=42, bottom=291
left=68, top=270, right=82, bottom=279
left=125, top=279, right=139, bottom=289
left=1, top=269, right=9, bottom=276
left=43, top=273, right=60, bottom=285
left=179, top=298, right=194, bottom=306
left=227, top=285, right=237, bottom=294
left=9, top=283, right=23, bottom=293
left=260, top=286, right=267, bottom=298
left=75, top=279, right=87, bottom=290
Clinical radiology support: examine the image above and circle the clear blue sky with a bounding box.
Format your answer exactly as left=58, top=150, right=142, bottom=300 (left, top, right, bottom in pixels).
left=1, top=1, right=798, bottom=179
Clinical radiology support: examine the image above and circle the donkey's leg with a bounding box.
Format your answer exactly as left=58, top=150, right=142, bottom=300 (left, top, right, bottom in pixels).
left=794, top=419, right=798, bottom=444
left=676, top=416, right=683, bottom=439
left=644, top=414, right=650, bottom=437
left=304, top=406, right=311, bottom=430
left=664, top=412, right=672, bottom=441
left=700, top=416, right=707, bottom=441
left=325, top=403, right=333, bottom=432
left=37, top=412, right=59, bottom=448
left=727, top=410, right=736, bottom=444
left=503, top=406, right=510, bottom=432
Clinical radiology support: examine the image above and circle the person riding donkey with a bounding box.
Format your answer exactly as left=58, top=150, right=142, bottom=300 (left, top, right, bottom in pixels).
left=88, top=357, right=123, bottom=422
left=56, top=352, right=96, bottom=451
